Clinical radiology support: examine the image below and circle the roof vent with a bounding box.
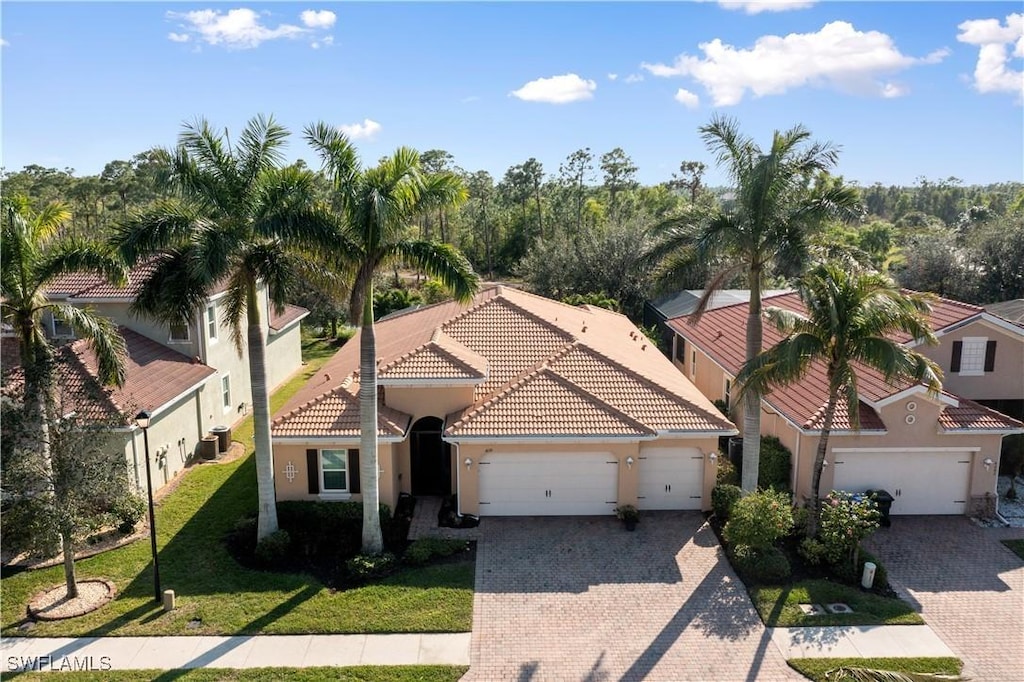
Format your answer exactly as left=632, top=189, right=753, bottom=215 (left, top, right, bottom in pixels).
left=324, top=373, right=332, bottom=383
left=582, top=325, right=587, bottom=333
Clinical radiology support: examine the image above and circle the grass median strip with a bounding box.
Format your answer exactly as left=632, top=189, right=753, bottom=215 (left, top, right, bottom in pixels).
left=751, top=579, right=923, bottom=627
left=1, top=337, right=474, bottom=637
left=4, top=666, right=469, bottom=682
left=787, top=657, right=962, bottom=681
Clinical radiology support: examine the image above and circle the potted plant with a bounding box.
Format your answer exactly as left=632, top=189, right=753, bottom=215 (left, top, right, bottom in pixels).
left=615, top=504, right=640, bottom=531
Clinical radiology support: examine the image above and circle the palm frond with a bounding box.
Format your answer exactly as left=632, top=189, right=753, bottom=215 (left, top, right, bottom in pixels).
left=112, top=200, right=205, bottom=264
left=391, top=240, right=479, bottom=303
left=34, top=240, right=127, bottom=292
left=824, top=665, right=967, bottom=681
left=47, top=303, right=127, bottom=387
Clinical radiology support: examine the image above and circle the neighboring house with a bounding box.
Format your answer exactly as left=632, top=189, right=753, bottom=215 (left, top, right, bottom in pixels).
left=8, top=264, right=310, bottom=491
left=667, top=292, right=1024, bottom=517
left=271, top=286, right=736, bottom=517
left=643, top=289, right=791, bottom=356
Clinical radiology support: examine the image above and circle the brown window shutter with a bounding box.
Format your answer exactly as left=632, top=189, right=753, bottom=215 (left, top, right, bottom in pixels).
left=306, top=449, right=319, bottom=494
left=348, top=449, right=360, bottom=493
left=984, top=340, right=997, bottom=372
left=950, top=340, right=962, bottom=372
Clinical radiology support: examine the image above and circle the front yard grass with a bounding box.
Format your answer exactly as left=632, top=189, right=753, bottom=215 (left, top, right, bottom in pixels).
left=1002, top=538, right=1024, bottom=561
left=788, top=657, right=962, bottom=681
left=750, top=579, right=923, bottom=627
left=6, top=666, right=469, bottom=682
left=1, top=336, right=474, bottom=637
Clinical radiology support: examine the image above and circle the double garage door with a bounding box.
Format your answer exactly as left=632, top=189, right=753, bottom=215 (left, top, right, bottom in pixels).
left=477, top=448, right=704, bottom=516
left=832, top=449, right=972, bottom=515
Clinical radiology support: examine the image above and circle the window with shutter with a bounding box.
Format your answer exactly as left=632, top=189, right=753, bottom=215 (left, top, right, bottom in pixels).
left=957, top=337, right=987, bottom=376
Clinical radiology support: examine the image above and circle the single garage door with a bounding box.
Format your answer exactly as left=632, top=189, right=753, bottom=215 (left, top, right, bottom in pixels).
left=637, top=447, right=705, bottom=510
left=832, top=449, right=971, bottom=515
left=478, top=451, right=618, bottom=516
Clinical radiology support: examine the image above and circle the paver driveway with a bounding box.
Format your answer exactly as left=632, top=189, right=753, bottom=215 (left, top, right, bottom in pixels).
left=866, top=517, right=1024, bottom=682
left=465, top=512, right=801, bottom=682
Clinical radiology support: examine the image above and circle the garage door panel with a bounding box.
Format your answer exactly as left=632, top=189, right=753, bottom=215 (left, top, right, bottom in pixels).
left=637, top=447, right=704, bottom=511
left=832, top=450, right=970, bottom=515
left=478, top=451, right=618, bottom=516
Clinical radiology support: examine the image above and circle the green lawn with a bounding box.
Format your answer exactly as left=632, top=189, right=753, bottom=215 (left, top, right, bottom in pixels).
left=788, top=657, right=962, bottom=681
left=1, top=337, right=474, bottom=637
left=1002, top=539, right=1024, bottom=561
left=750, top=579, right=923, bottom=627
left=5, top=667, right=468, bottom=682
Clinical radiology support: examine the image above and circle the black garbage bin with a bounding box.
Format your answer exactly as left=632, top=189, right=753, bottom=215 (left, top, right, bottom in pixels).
left=867, top=489, right=894, bottom=527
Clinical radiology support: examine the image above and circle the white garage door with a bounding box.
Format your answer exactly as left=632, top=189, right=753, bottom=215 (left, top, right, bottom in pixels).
left=832, top=449, right=972, bottom=515
left=637, top=447, right=705, bottom=510
left=478, top=451, right=618, bottom=516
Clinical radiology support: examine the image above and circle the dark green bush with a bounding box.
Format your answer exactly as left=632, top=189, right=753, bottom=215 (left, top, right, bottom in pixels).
left=723, top=488, right=793, bottom=549
left=798, top=537, right=828, bottom=566
left=712, top=483, right=743, bottom=521
left=758, top=436, right=792, bottom=492
left=716, top=457, right=739, bottom=486
left=345, top=552, right=397, bottom=582
left=730, top=545, right=791, bottom=584
left=403, top=538, right=468, bottom=566
left=111, top=495, right=146, bottom=534
left=255, top=529, right=291, bottom=567
left=277, top=500, right=395, bottom=565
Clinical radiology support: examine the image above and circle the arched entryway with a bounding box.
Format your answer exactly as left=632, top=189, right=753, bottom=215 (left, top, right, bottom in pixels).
left=410, top=416, right=452, bottom=496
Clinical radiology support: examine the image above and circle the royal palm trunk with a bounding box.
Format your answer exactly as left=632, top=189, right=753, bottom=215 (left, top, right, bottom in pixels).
left=741, top=270, right=763, bottom=494
left=248, top=285, right=279, bottom=540
left=359, top=283, right=384, bottom=555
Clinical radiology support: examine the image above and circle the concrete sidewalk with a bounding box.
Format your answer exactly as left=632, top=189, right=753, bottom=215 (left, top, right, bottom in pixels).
left=771, top=624, right=956, bottom=659
left=1, top=633, right=470, bottom=672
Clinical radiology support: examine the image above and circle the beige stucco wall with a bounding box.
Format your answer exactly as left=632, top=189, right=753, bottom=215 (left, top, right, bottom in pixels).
left=674, top=337, right=733, bottom=410
left=124, top=389, right=206, bottom=492
left=273, top=441, right=398, bottom=509
left=266, top=324, right=303, bottom=390
left=916, top=320, right=1024, bottom=402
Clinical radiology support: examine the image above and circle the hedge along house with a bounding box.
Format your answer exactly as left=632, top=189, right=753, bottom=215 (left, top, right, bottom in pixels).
left=271, top=286, right=736, bottom=517
left=667, top=292, right=1024, bottom=517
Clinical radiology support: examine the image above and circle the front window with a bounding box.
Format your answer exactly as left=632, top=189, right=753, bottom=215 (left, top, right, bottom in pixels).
left=207, top=305, right=218, bottom=341
left=674, top=336, right=686, bottom=363
left=320, top=449, right=348, bottom=491
left=221, top=374, right=231, bottom=411
left=691, top=350, right=697, bottom=379
left=169, top=322, right=190, bottom=342
left=52, top=316, right=75, bottom=339
left=958, top=337, right=986, bottom=376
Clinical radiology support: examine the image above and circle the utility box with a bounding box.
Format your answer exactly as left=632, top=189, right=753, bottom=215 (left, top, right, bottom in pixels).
left=162, top=589, right=176, bottom=612
left=867, top=489, right=894, bottom=527
left=210, top=425, right=231, bottom=454
left=861, top=562, right=877, bottom=589
left=199, top=435, right=218, bottom=460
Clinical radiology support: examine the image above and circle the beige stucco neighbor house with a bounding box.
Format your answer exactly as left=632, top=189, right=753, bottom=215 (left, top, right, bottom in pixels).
left=271, top=286, right=737, bottom=516
left=9, top=264, right=309, bottom=491
left=666, top=292, right=1024, bottom=517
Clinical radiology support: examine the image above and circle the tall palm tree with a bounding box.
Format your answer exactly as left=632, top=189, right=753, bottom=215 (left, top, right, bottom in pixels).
left=736, top=263, right=942, bottom=534
left=2, top=195, right=127, bottom=597
left=305, top=122, right=479, bottom=555
left=112, top=115, right=341, bottom=541
left=648, top=115, right=862, bottom=493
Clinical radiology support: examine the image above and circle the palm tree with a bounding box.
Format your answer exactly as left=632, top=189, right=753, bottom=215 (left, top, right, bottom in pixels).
left=2, top=194, right=127, bottom=597
left=305, top=122, right=479, bottom=555
left=648, top=115, right=862, bottom=493
left=736, top=263, right=942, bottom=534
left=112, top=115, right=341, bottom=541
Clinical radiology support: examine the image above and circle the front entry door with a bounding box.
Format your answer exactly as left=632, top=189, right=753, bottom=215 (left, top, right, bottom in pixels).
left=410, top=417, right=452, bottom=496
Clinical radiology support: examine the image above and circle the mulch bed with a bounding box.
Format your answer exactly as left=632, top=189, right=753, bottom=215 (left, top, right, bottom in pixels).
left=27, top=578, right=117, bottom=621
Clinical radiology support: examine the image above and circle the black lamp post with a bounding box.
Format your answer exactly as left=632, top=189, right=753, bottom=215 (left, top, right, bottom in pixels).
left=135, top=409, right=161, bottom=603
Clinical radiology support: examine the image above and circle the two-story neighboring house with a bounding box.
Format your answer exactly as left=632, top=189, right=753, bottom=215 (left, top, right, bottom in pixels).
left=16, top=263, right=309, bottom=491
left=270, top=286, right=737, bottom=517
left=666, top=292, right=1024, bottom=518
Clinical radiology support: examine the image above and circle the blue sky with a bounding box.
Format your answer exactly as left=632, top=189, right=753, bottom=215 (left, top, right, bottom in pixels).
left=2, top=1, right=1022, bottom=188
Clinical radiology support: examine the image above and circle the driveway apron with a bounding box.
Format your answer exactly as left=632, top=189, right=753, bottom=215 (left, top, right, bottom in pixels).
left=466, top=512, right=801, bottom=682
left=866, top=517, right=1024, bottom=682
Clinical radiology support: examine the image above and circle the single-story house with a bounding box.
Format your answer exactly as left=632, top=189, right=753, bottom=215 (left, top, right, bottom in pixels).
left=667, top=292, right=1024, bottom=517
left=271, top=286, right=737, bottom=516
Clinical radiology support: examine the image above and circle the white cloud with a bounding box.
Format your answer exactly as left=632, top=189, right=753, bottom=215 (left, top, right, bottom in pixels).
left=624, top=73, right=644, bottom=84
left=300, top=10, right=336, bottom=29
left=957, top=13, right=1023, bottom=99
left=0, top=38, right=8, bottom=48
left=607, top=73, right=618, bottom=81
left=881, top=82, right=908, bottom=98
left=674, top=88, right=701, bottom=109
left=339, top=119, right=382, bottom=140
left=461, top=95, right=481, bottom=103
left=641, top=21, right=947, bottom=105
left=168, top=32, right=191, bottom=43
left=718, top=1, right=815, bottom=14
left=510, top=73, right=596, bottom=104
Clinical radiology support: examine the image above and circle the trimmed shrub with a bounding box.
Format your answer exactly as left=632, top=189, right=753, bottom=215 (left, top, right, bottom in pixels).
left=723, top=488, right=793, bottom=549
left=255, top=529, right=291, bottom=568
left=225, top=515, right=258, bottom=561
left=790, top=505, right=811, bottom=539
left=277, top=500, right=396, bottom=565
left=345, top=552, right=397, bottom=582
left=716, top=456, right=739, bottom=486
left=712, top=484, right=743, bottom=521
left=758, top=436, right=792, bottom=492
left=819, top=491, right=881, bottom=570
left=731, top=545, right=791, bottom=584
left=111, top=495, right=146, bottom=534
left=798, top=537, right=828, bottom=566
left=403, top=538, right=468, bottom=566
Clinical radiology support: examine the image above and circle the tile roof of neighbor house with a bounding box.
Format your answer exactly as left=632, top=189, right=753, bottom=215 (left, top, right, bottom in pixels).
left=668, top=291, right=1021, bottom=432
left=1, top=328, right=216, bottom=422
left=269, top=304, right=310, bottom=333
left=271, top=378, right=411, bottom=439
left=985, top=299, right=1024, bottom=327
left=46, top=260, right=232, bottom=301
left=273, top=286, right=735, bottom=440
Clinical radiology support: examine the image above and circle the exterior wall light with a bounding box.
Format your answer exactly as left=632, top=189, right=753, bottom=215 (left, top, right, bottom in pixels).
left=708, top=451, right=718, bottom=463
left=464, top=457, right=472, bottom=470
left=984, top=458, right=994, bottom=471
left=625, top=456, right=634, bottom=469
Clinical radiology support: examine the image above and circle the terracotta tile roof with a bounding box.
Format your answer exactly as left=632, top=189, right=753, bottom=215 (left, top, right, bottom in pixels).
left=272, top=379, right=411, bottom=438
left=1, top=328, right=215, bottom=422
left=273, top=286, right=734, bottom=439
left=269, top=304, right=309, bottom=333
left=47, top=261, right=233, bottom=301
left=940, top=398, right=1023, bottom=431
left=667, top=291, right=1003, bottom=433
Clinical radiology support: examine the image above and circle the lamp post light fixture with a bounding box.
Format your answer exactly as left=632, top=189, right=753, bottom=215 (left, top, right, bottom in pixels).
left=135, top=409, right=161, bottom=603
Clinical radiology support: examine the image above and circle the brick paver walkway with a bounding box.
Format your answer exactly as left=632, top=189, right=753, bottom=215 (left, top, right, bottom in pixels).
left=465, top=512, right=802, bottom=682
left=866, top=517, right=1024, bottom=682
